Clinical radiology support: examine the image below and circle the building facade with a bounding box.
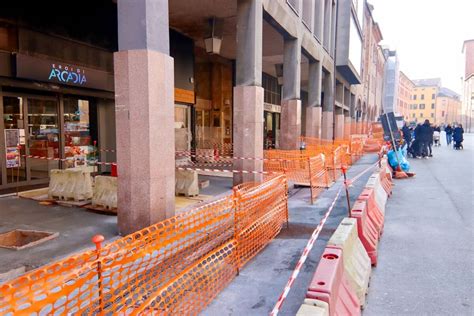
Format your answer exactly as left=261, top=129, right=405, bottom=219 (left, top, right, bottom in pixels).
left=435, top=87, right=461, bottom=125
left=408, top=78, right=460, bottom=125
left=397, top=71, right=414, bottom=120
left=410, top=78, right=441, bottom=123
left=349, top=0, right=385, bottom=134
left=0, top=0, right=386, bottom=233
left=381, top=49, right=399, bottom=114
left=462, top=40, right=474, bottom=132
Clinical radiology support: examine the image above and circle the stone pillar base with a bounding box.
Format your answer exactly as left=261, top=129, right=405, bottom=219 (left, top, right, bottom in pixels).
left=305, top=106, right=322, bottom=138
left=115, top=49, right=175, bottom=235
left=335, top=113, right=345, bottom=139
left=344, top=116, right=352, bottom=139
left=280, top=99, right=302, bottom=150
left=233, top=85, right=264, bottom=185
left=321, top=111, right=334, bottom=140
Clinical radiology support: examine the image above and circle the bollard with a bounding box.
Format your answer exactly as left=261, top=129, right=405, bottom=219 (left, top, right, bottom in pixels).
left=92, top=234, right=105, bottom=313
left=341, top=165, right=351, bottom=217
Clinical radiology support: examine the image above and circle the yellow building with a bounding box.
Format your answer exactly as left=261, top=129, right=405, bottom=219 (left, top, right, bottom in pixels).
left=410, top=78, right=440, bottom=123
left=409, top=79, right=461, bottom=125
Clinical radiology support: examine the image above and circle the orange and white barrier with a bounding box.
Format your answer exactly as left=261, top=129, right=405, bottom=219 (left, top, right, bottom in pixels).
left=296, top=299, right=329, bottom=316
left=306, top=247, right=361, bottom=316
left=327, top=217, right=371, bottom=307
left=350, top=200, right=379, bottom=266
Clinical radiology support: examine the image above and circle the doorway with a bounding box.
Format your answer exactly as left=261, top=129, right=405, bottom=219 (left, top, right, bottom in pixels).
left=1, top=92, right=60, bottom=192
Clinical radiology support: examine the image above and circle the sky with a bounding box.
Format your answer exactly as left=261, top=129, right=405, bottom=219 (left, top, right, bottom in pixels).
left=368, top=0, right=474, bottom=94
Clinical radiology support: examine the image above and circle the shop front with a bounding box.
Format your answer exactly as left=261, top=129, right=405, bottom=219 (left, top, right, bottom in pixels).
left=0, top=54, right=114, bottom=193
left=264, top=103, right=281, bottom=149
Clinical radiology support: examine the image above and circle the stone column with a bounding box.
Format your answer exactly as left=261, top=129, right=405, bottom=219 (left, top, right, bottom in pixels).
left=115, top=0, right=175, bottom=235
left=233, top=0, right=264, bottom=185
left=280, top=37, right=302, bottom=149
left=305, top=59, right=323, bottom=138
left=344, top=110, right=351, bottom=139
left=350, top=93, right=356, bottom=135
left=334, top=107, right=344, bottom=139
left=321, top=72, right=334, bottom=140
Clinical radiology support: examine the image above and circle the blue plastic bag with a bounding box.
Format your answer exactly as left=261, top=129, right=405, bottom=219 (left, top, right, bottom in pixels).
left=387, top=149, right=410, bottom=172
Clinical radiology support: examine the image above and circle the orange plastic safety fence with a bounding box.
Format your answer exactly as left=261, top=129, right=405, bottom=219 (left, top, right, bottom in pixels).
left=309, top=154, right=329, bottom=204
left=0, top=176, right=289, bottom=316
left=234, top=175, right=288, bottom=268
left=263, top=151, right=313, bottom=185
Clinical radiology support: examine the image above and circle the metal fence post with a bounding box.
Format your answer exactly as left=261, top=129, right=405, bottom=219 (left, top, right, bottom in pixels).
left=92, top=234, right=105, bottom=313
left=341, top=165, right=351, bottom=217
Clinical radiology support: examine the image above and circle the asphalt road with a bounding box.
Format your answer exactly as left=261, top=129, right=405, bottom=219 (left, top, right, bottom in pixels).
left=364, top=133, right=473, bottom=315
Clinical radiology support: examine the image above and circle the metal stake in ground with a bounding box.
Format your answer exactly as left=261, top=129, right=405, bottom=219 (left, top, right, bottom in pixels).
left=341, top=165, right=351, bottom=216
left=92, top=235, right=105, bottom=313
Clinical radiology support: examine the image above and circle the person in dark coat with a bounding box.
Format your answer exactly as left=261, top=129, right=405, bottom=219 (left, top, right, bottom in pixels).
left=402, top=122, right=412, bottom=147
left=453, top=124, right=464, bottom=149
left=427, top=123, right=434, bottom=156
left=418, top=120, right=432, bottom=158
left=445, top=124, right=453, bottom=146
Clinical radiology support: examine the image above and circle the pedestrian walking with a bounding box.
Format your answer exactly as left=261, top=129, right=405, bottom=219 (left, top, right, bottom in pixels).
left=445, top=124, right=453, bottom=146
left=453, top=124, right=464, bottom=150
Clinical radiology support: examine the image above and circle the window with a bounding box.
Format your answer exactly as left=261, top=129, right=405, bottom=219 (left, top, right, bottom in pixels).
left=421, top=94, right=425, bottom=100
left=442, top=111, right=445, bottom=117
left=413, top=95, right=417, bottom=100
left=431, top=113, right=434, bottom=118
left=432, top=94, right=435, bottom=99
left=419, top=104, right=425, bottom=109
left=420, top=113, right=423, bottom=118
left=302, top=0, right=312, bottom=30
left=412, top=113, right=416, bottom=118
left=431, top=103, right=435, bottom=109
left=414, top=104, right=418, bottom=109
left=262, top=73, right=281, bottom=105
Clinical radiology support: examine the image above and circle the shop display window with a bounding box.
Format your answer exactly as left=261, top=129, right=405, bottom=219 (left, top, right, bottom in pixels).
left=64, top=98, right=92, bottom=168
left=27, top=98, right=59, bottom=179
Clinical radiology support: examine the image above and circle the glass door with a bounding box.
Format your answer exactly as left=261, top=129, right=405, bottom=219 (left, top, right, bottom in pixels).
left=27, top=98, right=59, bottom=180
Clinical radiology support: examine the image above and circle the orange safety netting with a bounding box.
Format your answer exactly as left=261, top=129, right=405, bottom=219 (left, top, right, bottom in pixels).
left=0, top=175, right=288, bottom=315
left=263, top=152, right=311, bottom=185
left=309, top=154, right=329, bottom=204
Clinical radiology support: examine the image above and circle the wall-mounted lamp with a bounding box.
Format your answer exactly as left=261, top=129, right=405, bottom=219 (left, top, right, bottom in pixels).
left=204, top=17, right=222, bottom=55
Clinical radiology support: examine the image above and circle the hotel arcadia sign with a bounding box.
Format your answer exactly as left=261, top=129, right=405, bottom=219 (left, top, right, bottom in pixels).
left=15, top=54, right=114, bottom=92
left=48, top=64, right=87, bottom=85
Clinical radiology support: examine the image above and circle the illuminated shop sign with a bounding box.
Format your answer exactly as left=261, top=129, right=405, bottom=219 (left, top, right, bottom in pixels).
left=15, top=54, right=114, bottom=91
left=48, top=64, right=87, bottom=85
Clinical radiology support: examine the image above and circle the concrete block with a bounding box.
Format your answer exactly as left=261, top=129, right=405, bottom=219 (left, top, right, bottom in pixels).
left=93, top=176, right=118, bottom=210
left=175, top=169, right=199, bottom=197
